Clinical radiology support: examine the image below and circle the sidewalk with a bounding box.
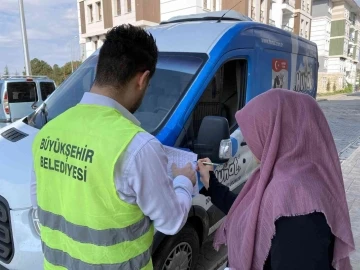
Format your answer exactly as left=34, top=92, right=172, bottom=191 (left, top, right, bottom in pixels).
left=342, top=146, right=360, bottom=268
left=317, top=93, right=348, bottom=102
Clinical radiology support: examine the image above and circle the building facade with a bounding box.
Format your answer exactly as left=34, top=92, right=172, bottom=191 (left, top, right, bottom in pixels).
left=78, top=0, right=314, bottom=60
left=222, top=0, right=312, bottom=38
left=311, top=0, right=360, bottom=92
left=78, top=0, right=161, bottom=60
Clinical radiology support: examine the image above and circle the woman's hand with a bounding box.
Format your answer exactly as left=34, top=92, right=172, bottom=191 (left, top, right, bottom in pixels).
left=197, top=158, right=213, bottom=190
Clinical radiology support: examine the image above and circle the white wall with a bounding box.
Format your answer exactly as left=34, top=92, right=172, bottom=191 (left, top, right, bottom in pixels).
left=328, top=57, right=345, bottom=73
left=271, top=2, right=283, bottom=28
left=310, top=17, right=330, bottom=55
left=160, top=0, right=220, bottom=21
left=85, top=39, right=95, bottom=59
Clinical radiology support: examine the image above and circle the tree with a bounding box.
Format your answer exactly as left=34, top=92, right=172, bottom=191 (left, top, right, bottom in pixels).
left=326, top=80, right=331, bottom=92
left=30, top=58, right=53, bottom=77
left=4, top=65, right=9, bottom=76
left=52, top=64, right=63, bottom=86
left=333, top=82, right=336, bottom=92
left=14, top=70, right=19, bottom=76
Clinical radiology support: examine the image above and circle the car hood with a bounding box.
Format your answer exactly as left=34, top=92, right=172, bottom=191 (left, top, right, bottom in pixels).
left=0, top=120, right=39, bottom=209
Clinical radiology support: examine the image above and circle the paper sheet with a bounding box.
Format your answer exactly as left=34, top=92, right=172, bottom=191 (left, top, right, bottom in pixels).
left=163, top=146, right=199, bottom=196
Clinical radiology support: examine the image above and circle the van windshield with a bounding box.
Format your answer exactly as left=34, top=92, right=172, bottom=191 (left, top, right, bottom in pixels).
left=27, top=52, right=205, bottom=133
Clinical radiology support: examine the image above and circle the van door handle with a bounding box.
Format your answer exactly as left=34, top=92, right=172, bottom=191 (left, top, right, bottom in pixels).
left=31, top=104, right=38, bottom=110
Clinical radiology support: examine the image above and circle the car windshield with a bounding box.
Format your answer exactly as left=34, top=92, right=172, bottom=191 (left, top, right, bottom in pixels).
left=27, top=52, right=205, bottom=133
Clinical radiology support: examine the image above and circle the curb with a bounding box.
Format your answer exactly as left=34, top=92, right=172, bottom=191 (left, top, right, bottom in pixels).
left=212, top=256, right=228, bottom=270
left=317, top=99, right=328, bottom=102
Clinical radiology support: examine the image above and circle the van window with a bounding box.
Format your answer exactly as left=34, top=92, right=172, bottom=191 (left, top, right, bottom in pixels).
left=40, top=82, right=56, bottom=100
left=178, top=60, right=247, bottom=148
left=7, top=82, right=37, bottom=103
left=193, top=60, right=247, bottom=137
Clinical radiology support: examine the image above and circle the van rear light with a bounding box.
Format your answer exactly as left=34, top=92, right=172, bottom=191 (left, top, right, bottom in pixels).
left=3, top=91, right=10, bottom=115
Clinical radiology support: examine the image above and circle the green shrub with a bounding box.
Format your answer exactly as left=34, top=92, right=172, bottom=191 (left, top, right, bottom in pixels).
left=326, top=81, right=331, bottom=92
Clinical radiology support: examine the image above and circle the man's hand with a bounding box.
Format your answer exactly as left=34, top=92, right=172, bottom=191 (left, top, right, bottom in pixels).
left=172, top=163, right=197, bottom=186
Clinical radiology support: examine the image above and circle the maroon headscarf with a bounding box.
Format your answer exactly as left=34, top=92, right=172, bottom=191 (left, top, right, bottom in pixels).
left=214, top=89, right=354, bottom=269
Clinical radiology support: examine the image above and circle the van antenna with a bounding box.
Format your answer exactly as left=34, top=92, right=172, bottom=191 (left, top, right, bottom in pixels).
left=217, top=0, right=243, bottom=23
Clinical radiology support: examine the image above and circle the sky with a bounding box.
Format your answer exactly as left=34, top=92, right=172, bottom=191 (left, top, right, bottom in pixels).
left=0, top=0, right=79, bottom=75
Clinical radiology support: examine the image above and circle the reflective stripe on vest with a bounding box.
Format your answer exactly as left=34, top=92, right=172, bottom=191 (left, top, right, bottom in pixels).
left=42, top=242, right=152, bottom=270
left=38, top=207, right=152, bottom=246
left=33, top=104, right=154, bottom=270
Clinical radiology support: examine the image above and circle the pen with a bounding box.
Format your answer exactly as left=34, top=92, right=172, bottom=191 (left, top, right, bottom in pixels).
left=202, top=162, right=220, bottom=166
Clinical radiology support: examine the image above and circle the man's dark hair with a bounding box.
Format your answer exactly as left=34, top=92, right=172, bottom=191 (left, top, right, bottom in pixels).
left=94, top=24, right=158, bottom=89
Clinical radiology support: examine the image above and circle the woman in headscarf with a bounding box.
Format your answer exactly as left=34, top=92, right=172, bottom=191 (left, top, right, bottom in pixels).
left=197, top=89, right=354, bottom=270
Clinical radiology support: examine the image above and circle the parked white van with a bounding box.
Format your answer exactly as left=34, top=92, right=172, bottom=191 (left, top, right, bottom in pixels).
left=0, top=76, right=56, bottom=128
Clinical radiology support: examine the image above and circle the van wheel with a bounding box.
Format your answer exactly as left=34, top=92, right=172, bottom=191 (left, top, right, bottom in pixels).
left=153, top=224, right=200, bottom=270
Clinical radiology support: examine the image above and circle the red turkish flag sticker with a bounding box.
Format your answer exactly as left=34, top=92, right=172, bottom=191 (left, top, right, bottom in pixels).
left=272, top=59, right=288, bottom=72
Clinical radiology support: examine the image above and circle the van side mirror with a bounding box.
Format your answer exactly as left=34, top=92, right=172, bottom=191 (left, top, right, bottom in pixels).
left=194, top=116, right=231, bottom=164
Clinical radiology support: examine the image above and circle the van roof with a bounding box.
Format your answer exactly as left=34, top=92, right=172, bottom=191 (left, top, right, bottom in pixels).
left=160, top=10, right=253, bottom=24
left=147, top=10, right=317, bottom=58
left=0, top=76, right=54, bottom=83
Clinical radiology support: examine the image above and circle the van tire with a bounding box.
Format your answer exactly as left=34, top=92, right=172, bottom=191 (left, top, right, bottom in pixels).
left=152, top=224, right=200, bottom=270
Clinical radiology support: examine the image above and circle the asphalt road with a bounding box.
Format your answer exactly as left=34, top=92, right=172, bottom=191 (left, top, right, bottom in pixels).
left=318, top=92, right=360, bottom=161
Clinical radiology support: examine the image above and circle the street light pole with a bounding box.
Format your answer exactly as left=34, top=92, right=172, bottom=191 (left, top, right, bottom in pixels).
left=70, top=36, right=78, bottom=73
left=18, top=0, right=31, bottom=76
left=71, top=44, right=74, bottom=73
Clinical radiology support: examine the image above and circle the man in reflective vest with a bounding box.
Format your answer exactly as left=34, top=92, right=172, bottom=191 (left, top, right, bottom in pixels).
left=31, top=24, right=196, bottom=269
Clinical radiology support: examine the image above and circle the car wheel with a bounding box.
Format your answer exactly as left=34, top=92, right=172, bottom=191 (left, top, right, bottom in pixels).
left=152, top=224, right=200, bottom=270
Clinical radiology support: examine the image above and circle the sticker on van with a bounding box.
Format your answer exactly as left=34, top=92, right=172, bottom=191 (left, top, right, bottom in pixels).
left=294, top=55, right=316, bottom=96
left=272, top=59, right=289, bottom=89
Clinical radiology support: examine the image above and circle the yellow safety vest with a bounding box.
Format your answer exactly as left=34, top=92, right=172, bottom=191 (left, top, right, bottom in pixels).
left=32, top=104, right=154, bottom=270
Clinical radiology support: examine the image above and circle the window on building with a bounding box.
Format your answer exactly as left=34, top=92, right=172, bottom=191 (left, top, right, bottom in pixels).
left=115, top=0, right=121, bottom=15
left=96, top=2, right=102, bottom=21
left=88, top=4, right=93, bottom=23
left=127, top=0, right=131, bottom=12
left=94, top=40, right=98, bottom=50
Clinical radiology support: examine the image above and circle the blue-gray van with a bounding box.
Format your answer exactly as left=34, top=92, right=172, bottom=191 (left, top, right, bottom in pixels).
left=0, top=11, right=318, bottom=270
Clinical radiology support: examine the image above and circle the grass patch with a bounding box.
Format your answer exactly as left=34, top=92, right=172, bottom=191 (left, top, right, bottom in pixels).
left=318, top=85, right=353, bottom=97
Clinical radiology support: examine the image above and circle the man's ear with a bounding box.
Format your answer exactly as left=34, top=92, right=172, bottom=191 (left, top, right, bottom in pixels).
left=138, top=70, right=151, bottom=92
